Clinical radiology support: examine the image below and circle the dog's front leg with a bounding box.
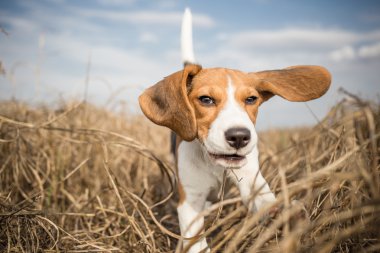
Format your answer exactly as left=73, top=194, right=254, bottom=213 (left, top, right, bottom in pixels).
left=251, top=172, right=276, bottom=211
left=230, top=152, right=276, bottom=212
left=177, top=186, right=210, bottom=253
left=177, top=141, right=212, bottom=252
left=233, top=167, right=276, bottom=212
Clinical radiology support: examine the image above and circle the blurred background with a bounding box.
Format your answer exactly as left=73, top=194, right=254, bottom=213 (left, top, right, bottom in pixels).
left=0, top=0, right=379, bottom=130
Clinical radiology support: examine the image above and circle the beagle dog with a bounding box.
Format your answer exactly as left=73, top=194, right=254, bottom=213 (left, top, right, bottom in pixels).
left=139, top=9, right=331, bottom=253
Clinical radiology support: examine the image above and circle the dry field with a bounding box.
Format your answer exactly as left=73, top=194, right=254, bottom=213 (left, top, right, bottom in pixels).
left=0, top=93, right=379, bottom=252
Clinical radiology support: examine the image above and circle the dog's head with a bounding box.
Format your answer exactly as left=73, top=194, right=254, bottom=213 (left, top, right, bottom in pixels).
left=139, top=64, right=331, bottom=168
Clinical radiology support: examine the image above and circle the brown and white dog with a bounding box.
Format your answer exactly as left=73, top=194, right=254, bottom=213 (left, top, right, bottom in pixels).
left=139, top=8, right=331, bottom=252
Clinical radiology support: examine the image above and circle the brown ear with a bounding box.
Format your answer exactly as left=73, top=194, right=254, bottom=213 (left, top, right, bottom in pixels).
left=138, top=64, right=202, bottom=141
left=251, top=65, right=331, bottom=102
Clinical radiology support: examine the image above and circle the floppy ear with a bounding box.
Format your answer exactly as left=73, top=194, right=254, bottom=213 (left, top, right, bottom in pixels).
left=251, top=65, right=331, bottom=102
left=139, top=64, right=202, bottom=141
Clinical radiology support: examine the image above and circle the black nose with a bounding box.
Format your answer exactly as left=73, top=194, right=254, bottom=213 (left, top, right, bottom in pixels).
left=225, top=127, right=251, bottom=149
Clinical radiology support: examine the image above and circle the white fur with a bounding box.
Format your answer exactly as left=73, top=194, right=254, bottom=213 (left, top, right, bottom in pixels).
left=177, top=77, right=276, bottom=252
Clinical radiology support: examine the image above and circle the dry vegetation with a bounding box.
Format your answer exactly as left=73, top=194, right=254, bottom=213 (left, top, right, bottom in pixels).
left=0, top=94, right=379, bottom=252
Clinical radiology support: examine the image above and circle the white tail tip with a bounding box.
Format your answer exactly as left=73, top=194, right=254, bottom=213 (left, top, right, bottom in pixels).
left=181, top=8, right=196, bottom=64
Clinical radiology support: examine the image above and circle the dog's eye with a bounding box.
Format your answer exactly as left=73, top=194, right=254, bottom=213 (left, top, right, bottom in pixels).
left=198, top=96, right=215, bottom=106
left=245, top=96, right=258, bottom=105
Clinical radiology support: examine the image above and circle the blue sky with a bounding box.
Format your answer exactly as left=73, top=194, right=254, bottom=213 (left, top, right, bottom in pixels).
left=0, top=0, right=379, bottom=130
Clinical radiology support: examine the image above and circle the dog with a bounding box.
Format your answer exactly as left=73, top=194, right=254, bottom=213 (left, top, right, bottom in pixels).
left=139, top=8, right=331, bottom=252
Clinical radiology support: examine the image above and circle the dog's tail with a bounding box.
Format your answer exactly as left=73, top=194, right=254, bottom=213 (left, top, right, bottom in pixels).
left=171, top=8, right=196, bottom=157
left=181, top=7, right=196, bottom=65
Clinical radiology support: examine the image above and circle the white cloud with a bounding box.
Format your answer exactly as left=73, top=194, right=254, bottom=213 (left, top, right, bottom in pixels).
left=329, top=46, right=356, bottom=62
left=139, top=32, right=159, bottom=43
left=227, top=28, right=364, bottom=51
left=205, top=28, right=371, bottom=69
left=328, top=42, right=380, bottom=62
left=358, top=42, right=380, bottom=58
left=97, top=0, right=136, bottom=6
left=209, top=27, right=380, bottom=68
left=0, top=16, right=40, bottom=34
left=78, top=9, right=215, bottom=28
left=154, top=0, right=178, bottom=9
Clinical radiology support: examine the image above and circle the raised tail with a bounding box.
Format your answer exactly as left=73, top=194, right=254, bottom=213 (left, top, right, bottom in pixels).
left=181, top=8, right=196, bottom=65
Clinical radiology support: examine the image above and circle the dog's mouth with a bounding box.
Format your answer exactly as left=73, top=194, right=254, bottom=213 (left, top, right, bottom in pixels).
left=207, top=152, right=247, bottom=168
left=201, top=140, right=251, bottom=168
left=208, top=153, right=246, bottom=161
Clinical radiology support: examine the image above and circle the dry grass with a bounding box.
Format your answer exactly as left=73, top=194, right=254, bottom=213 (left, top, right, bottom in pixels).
left=0, top=93, right=379, bottom=252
